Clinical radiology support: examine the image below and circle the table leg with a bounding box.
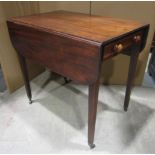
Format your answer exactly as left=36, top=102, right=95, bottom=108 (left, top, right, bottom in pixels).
left=124, top=50, right=139, bottom=111
left=88, top=79, right=100, bottom=149
left=18, top=54, right=32, bottom=104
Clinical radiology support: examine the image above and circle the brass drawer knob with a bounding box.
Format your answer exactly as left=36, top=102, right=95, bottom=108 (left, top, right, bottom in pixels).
left=133, top=35, right=141, bottom=43
left=114, top=43, right=123, bottom=52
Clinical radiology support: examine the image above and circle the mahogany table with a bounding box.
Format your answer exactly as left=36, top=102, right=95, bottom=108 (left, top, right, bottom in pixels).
left=7, top=11, right=149, bottom=148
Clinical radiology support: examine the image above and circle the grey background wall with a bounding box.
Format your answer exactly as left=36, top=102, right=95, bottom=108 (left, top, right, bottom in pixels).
left=0, top=2, right=44, bottom=92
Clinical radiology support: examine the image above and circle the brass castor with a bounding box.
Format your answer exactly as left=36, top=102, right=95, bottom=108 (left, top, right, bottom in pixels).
left=29, top=100, right=33, bottom=104
left=89, top=143, right=95, bottom=149
left=124, top=106, right=128, bottom=112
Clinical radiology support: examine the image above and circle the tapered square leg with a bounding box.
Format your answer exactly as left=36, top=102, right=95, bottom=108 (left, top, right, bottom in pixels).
left=88, top=79, right=100, bottom=149
left=18, top=53, right=32, bottom=104
left=124, top=50, right=139, bottom=111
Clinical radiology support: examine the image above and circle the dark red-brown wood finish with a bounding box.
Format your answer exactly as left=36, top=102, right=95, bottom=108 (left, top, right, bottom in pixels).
left=7, top=11, right=149, bottom=148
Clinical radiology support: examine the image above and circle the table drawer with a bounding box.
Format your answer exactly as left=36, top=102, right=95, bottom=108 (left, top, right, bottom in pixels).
left=103, top=30, right=143, bottom=60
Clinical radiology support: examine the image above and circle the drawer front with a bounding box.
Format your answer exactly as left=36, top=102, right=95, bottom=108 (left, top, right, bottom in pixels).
left=103, top=30, right=143, bottom=60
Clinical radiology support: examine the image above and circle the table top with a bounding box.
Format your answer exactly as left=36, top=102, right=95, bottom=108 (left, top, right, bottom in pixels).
left=8, top=10, right=148, bottom=44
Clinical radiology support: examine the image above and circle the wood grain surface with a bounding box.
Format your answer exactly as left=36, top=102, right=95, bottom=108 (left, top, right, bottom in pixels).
left=8, top=10, right=149, bottom=44
left=7, top=22, right=101, bottom=84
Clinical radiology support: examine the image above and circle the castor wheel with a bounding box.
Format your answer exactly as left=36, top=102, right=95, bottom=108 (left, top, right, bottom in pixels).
left=148, top=71, right=152, bottom=76
left=88, top=143, right=96, bottom=149
left=29, top=100, right=33, bottom=104
left=124, top=106, right=128, bottom=112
